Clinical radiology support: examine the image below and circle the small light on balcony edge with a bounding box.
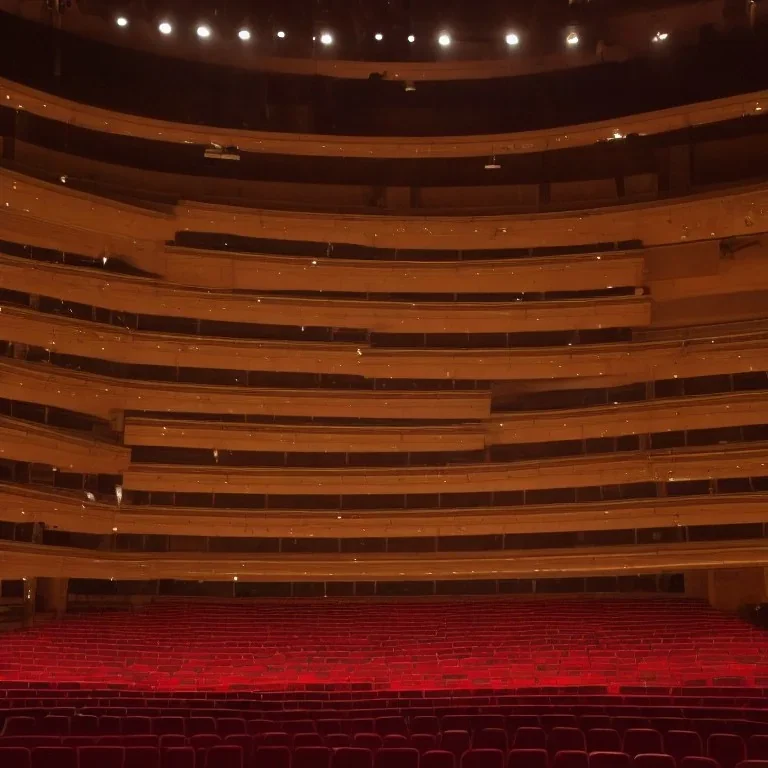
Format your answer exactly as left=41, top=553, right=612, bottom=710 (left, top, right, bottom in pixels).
left=437, top=32, right=451, bottom=47
left=116, top=16, right=129, bottom=28
left=158, top=21, right=173, bottom=35
left=319, top=32, right=333, bottom=46
left=196, top=24, right=212, bottom=39
left=276, top=30, right=286, bottom=39
left=505, top=32, right=520, bottom=46
left=238, top=28, right=252, bottom=42
left=653, top=31, right=669, bottom=42
left=374, top=32, right=383, bottom=41
left=566, top=31, right=579, bottom=46
left=407, top=34, right=415, bottom=43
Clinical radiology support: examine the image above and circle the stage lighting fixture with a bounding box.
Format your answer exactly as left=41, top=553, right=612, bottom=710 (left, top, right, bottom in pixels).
left=438, top=32, right=451, bottom=46
left=374, top=33, right=383, bottom=41
left=320, top=32, right=333, bottom=45
left=116, top=16, right=128, bottom=28
left=505, top=32, right=519, bottom=46
left=238, top=28, right=251, bottom=41
left=196, top=25, right=212, bottom=39
left=407, top=34, right=415, bottom=43
left=158, top=21, right=172, bottom=35
left=276, top=30, right=286, bottom=38
left=566, top=31, right=579, bottom=45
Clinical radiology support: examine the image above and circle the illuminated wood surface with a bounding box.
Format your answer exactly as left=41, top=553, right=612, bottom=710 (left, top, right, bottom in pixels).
left=0, top=253, right=652, bottom=333
left=2, top=539, right=767, bottom=581
left=122, top=443, right=768, bottom=495
left=2, top=484, right=766, bottom=538
left=1, top=73, right=761, bottom=157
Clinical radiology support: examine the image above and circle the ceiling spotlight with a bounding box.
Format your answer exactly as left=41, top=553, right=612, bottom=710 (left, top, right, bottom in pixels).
left=505, top=32, right=520, bottom=46
left=437, top=32, right=451, bottom=47
left=319, top=32, right=333, bottom=45
left=158, top=21, right=172, bottom=35
left=116, top=16, right=128, bottom=28
left=374, top=32, right=383, bottom=41
left=652, top=31, right=669, bottom=42
left=407, top=34, right=415, bottom=43
left=276, top=30, right=286, bottom=39
left=196, top=24, right=211, bottom=39
left=238, top=28, right=251, bottom=41
left=566, top=31, right=579, bottom=46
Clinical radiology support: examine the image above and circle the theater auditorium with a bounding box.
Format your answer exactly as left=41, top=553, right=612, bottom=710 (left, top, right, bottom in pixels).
left=3, top=1, right=768, bottom=767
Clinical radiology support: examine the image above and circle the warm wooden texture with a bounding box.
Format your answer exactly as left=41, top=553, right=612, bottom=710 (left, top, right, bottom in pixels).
left=3, top=484, right=767, bottom=538
left=2, top=539, right=767, bottom=581
left=121, top=390, right=768, bottom=453
left=4, top=304, right=768, bottom=380
left=3, top=168, right=768, bottom=252
left=0, top=253, right=652, bottom=333
left=122, top=443, right=768, bottom=495
left=124, top=419, right=487, bottom=454
left=0, top=360, right=491, bottom=422
left=1, top=63, right=759, bottom=156
left=0, top=416, right=130, bottom=473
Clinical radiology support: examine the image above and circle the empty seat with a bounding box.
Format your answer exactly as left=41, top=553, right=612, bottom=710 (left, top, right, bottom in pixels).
left=508, top=719, right=542, bottom=738
left=285, top=722, right=317, bottom=736
left=125, top=747, right=159, bottom=768
left=475, top=719, right=506, bottom=734
left=153, top=718, right=185, bottom=737
left=679, top=759, right=719, bottom=768
left=406, top=734, right=436, bottom=752
left=31, top=747, right=77, bottom=768
left=581, top=720, right=613, bottom=733
left=542, top=718, right=578, bottom=733
left=444, top=718, right=474, bottom=734
left=376, top=718, right=407, bottom=738
left=70, top=718, right=98, bottom=737
left=549, top=729, right=586, bottom=757
left=737, top=762, right=768, bottom=768
left=160, top=735, right=186, bottom=749
left=41, top=717, right=70, bottom=736
left=349, top=722, right=376, bottom=737
left=332, top=747, right=374, bottom=768
left=98, top=718, right=122, bottom=736
left=0, top=738, right=62, bottom=749
left=261, top=733, right=291, bottom=748
left=383, top=736, right=408, bottom=748
left=62, top=739, right=98, bottom=749
left=708, top=734, right=747, bottom=768
left=191, top=735, right=223, bottom=750
left=442, top=732, right=472, bottom=760
left=422, top=751, right=456, bottom=768
left=375, top=748, right=420, bottom=768
left=248, top=721, right=277, bottom=737
left=295, top=734, right=325, bottom=748
left=0, top=747, right=31, bottom=768
left=613, top=722, right=651, bottom=737
left=553, top=752, right=589, bottom=768
left=462, top=749, right=505, bottom=768
left=589, top=753, right=632, bottom=768
left=665, top=732, right=703, bottom=765
left=188, top=718, right=218, bottom=737
left=475, top=730, right=508, bottom=752
left=295, top=747, right=332, bottom=768
left=217, top=720, right=247, bottom=738
left=205, top=745, right=243, bottom=768
left=78, top=746, right=126, bottom=768
left=650, top=721, right=688, bottom=736
left=354, top=734, right=383, bottom=752
left=507, top=750, right=549, bottom=768
left=318, top=722, right=343, bottom=737
left=514, top=730, right=547, bottom=751
left=124, top=718, right=151, bottom=736
left=326, top=735, right=352, bottom=748
left=633, top=756, right=675, bottom=768
left=623, top=732, right=663, bottom=758
left=224, top=735, right=253, bottom=761
left=254, top=747, right=291, bottom=768
left=160, top=748, right=195, bottom=768
left=588, top=731, right=623, bottom=754
left=749, top=737, right=768, bottom=760
left=2, top=718, right=37, bottom=737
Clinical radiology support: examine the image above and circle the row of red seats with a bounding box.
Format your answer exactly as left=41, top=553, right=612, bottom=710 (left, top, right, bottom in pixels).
left=2, top=744, right=768, bottom=768
left=0, top=729, right=759, bottom=767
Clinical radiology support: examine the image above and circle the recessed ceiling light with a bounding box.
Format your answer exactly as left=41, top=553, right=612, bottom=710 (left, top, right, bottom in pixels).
left=158, top=21, right=172, bottom=35
left=437, top=32, right=451, bottom=47
left=276, top=30, right=286, bottom=39
left=566, top=31, right=579, bottom=46
left=374, top=33, right=383, bottom=41
left=407, top=34, right=415, bottom=43
left=238, top=28, right=251, bottom=41
left=196, top=25, right=211, bottom=39
left=319, top=32, right=333, bottom=45
left=116, top=16, right=128, bottom=28
left=505, top=32, right=520, bottom=46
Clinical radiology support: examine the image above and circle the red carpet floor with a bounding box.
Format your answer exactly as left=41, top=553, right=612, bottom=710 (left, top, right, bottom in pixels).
left=1, top=598, right=768, bottom=691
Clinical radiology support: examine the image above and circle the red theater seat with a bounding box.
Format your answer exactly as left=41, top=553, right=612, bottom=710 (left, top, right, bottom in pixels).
left=255, top=747, right=291, bottom=768
left=680, top=759, right=719, bottom=768
left=326, top=736, right=352, bottom=749
left=589, top=753, right=632, bottom=768
left=665, top=733, right=703, bottom=765
left=553, top=752, right=589, bottom=768
left=286, top=722, right=317, bottom=736
left=294, top=747, right=332, bottom=768
left=412, top=736, right=439, bottom=754
left=78, top=746, right=126, bottom=768
left=375, top=719, right=407, bottom=737
left=708, top=734, right=747, bottom=768
left=31, top=747, right=77, bottom=768
left=382, top=736, right=408, bottom=749
left=633, top=756, right=675, bottom=768
left=354, top=735, right=383, bottom=752
left=41, top=717, right=70, bottom=736
left=749, top=737, right=768, bottom=760
left=3, top=718, right=37, bottom=737
left=0, top=747, right=32, bottom=768
left=442, top=732, right=472, bottom=760
left=462, top=749, right=506, bottom=768
left=262, top=734, right=291, bottom=748
left=623, top=732, right=664, bottom=758
left=70, top=718, right=98, bottom=737
left=189, top=719, right=217, bottom=737
left=124, top=718, right=151, bottom=736
left=160, top=748, right=195, bottom=768
left=332, top=747, right=374, bottom=768
left=375, top=748, right=419, bottom=768
left=549, top=729, right=586, bottom=757
left=205, top=745, right=243, bottom=768
left=153, top=718, right=185, bottom=737
left=475, top=730, right=508, bottom=752
left=217, top=720, right=247, bottom=738
left=507, top=750, right=549, bottom=768
left=125, top=747, right=159, bottom=768
left=422, top=752, right=456, bottom=768
left=413, top=720, right=441, bottom=737
left=514, top=731, right=547, bottom=751
left=294, top=734, right=324, bottom=749
left=191, top=735, right=222, bottom=750
left=160, top=735, right=186, bottom=749
left=588, top=732, right=623, bottom=754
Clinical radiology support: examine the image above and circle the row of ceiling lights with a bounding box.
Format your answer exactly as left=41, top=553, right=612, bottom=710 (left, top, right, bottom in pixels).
left=114, top=17, right=672, bottom=48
